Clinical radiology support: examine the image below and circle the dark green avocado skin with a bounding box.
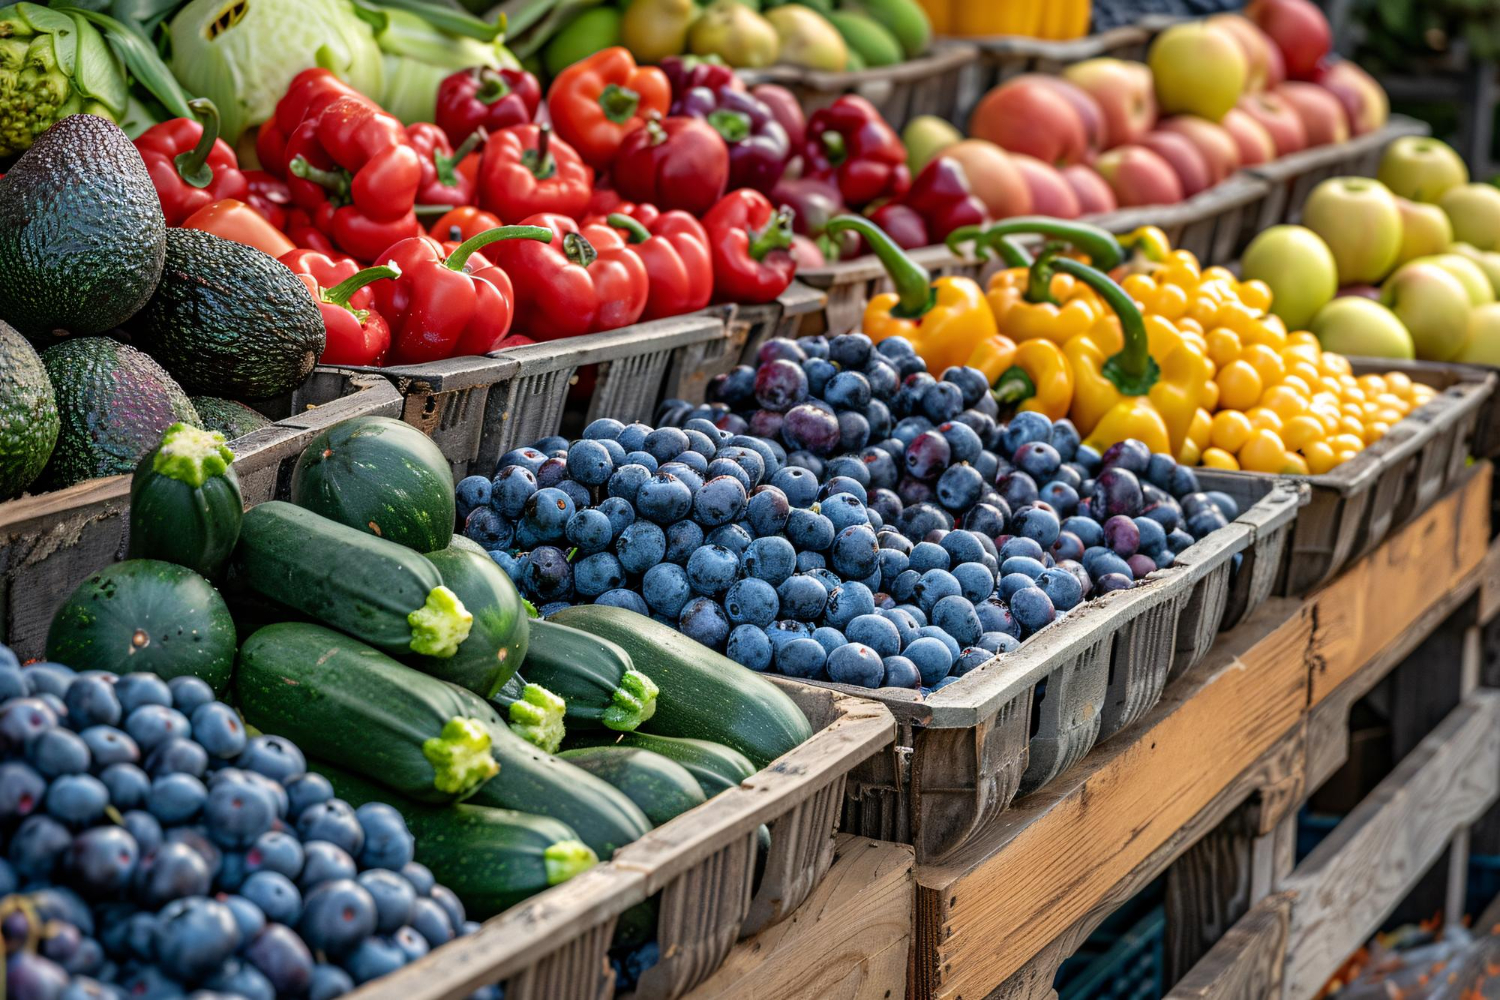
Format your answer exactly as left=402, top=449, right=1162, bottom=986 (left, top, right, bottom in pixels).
left=125, top=228, right=326, bottom=400
left=190, top=396, right=274, bottom=441
left=0, top=320, right=59, bottom=500
left=0, top=114, right=166, bottom=338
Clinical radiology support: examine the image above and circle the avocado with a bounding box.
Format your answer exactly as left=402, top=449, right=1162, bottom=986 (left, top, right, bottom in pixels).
left=828, top=11, right=903, bottom=67
left=40, top=337, right=201, bottom=491
left=0, top=321, right=59, bottom=500
left=190, top=396, right=274, bottom=441
left=124, top=229, right=325, bottom=400
left=0, top=115, right=166, bottom=339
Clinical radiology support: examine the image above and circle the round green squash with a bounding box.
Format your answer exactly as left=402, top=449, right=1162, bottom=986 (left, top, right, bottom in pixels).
left=46, top=559, right=237, bottom=694
left=290, top=415, right=455, bottom=553
left=128, top=423, right=243, bottom=580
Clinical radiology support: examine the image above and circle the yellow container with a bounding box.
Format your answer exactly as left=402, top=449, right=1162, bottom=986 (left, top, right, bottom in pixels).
left=1038, top=0, right=1091, bottom=39
left=917, top=0, right=951, bottom=35
left=953, top=0, right=1041, bottom=37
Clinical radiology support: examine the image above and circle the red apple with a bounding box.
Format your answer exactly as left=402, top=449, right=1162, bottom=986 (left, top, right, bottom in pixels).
left=1010, top=154, right=1083, bottom=218
left=1062, top=165, right=1118, bottom=215
left=1236, top=91, right=1308, bottom=156
left=1274, top=81, right=1349, bottom=147
left=969, top=77, right=1089, bottom=166
left=1221, top=108, right=1278, bottom=166
left=1095, top=145, right=1186, bottom=207
left=1032, top=75, right=1106, bottom=160
left=1263, top=38, right=1286, bottom=89
left=1140, top=130, right=1214, bottom=197
left=1061, top=58, right=1157, bottom=150
left=1245, top=0, right=1332, bottom=81
left=1157, top=116, right=1240, bottom=184
left=1316, top=60, right=1389, bottom=136
left=943, top=140, right=1033, bottom=219
left=1206, top=14, right=1277, bottom=92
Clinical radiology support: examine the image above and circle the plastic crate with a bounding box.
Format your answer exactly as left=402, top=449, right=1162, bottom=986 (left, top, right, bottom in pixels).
left=1196, top=359, right=1496, bottom=596
left=1055, top=905, right=1166, bottom=1000
left=0, top=374, right=402, bottom=658
left=827, top=477, right=1306, bottom=863
left=345, top=681, right=895, bottom=1000
left=660, top=285, right=829, bottom=406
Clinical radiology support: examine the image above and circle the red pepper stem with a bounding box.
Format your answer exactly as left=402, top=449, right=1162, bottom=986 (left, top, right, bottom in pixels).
left=599, top=83, right=641, bottom=125
left=477, top=68, right=511, bottom=104
left=522, top=124, right=557, bottom=181
left=607, top=213, right=652, bottom=244
left=175, top=98, right=221, bottom=190
left=826, top=214, right=933, bottom=319
left=445, top=225, right=554, bottom=271
left=323, top=263, right=402, bottom=309
left=435, top=128, right=487, bottom=186
left=563, top=231, right=598, bottom=268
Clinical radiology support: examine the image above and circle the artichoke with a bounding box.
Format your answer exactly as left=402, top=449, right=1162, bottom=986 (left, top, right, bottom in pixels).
left=0, top=2, right=129, bottom=158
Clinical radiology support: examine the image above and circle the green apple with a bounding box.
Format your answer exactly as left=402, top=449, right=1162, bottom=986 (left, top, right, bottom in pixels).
left=1456, top=302, right=1500, bottom=365
left=1311, top=297, right=1414, bottom=360
left=1380, top=260, right=1474, bottom=360
left=903, top=115, right=964, bottom=175
left=1301, top=176, right=1403, bottom=284
left=1394, top=197, right=1453, bottom=268
left=1440, top=183, right=1500, bottom=252
left=1400, top=253, right=1495, bottom=306
left=1377, top=136, right=1469, bottom=203
left=1240, top=224, right=1338, bottom=330
left=1148, top=22, right=1246, bottom=122
left=1449, top=241, right=1500, bottom=296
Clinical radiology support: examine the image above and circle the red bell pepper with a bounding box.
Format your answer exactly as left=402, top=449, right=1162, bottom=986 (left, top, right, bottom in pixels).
left=904, top=156, right=989, bottom=242
left=182, top=199, right=295, bottom=259
left=801, top=95, right=910, bottom=209
left=407, top=122, right=483, bottom=208
left=243, top=170, right=291, bottom=230
left=605, top=209, right=712, bottom=320
left=372, top=226, right=552, bottom=365
left=430, top=206, right=504, bottom=244
left=547, top=47, right=671, bottom=170
left=280, top=248, right=399, bottom=366
left=611, top=116, right=728, bottom=217
left=135, top=100, right=248, bottom=227
left=584, top=182, right=636, bottom=221
left=489, top=213, right=650, bottom=339
left=867, top=202, right=928, bottom=251
left=257, top=69, right=368, bottom=177
left=435, top=67, right=541, bottom=148
left=701, top=189, right=796, bottom=304
left=285, top=208, right=341, bottom=256
left=477, top=123, right=593, bottom=223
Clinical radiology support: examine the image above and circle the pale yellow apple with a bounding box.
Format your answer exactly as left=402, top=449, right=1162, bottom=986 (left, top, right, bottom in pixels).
left=1148, top=22, right=1246, bottom=122
left=1400, top=253, right=1495, bottom=306
left=1449, top=242, right=1500, bottom=296
left=1301, top=176, right=1403, bottom=284
left=1381, top=260, right=1475, bottom=360
left=903, top=115, right=963, bottom=175
left=1310, top=297, right=1414, bottom=360
left=1456, top=302, right=1500, bottom=365
left=1440, top=183, right=1500, bottom=252
left=1378, top=136, right=1469, bottom=203
left=1394, top=197, right=1453, bottom=268
left=1240, top=225, right=1338, bottom=330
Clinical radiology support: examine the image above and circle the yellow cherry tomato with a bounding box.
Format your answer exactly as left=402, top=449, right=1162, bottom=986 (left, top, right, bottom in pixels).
left=1200, top=378, right=1220, bottom=410
left=1364, top=421, right=1390, bottom=445
left=1239, top=428, right=1291, bottom=473
left=1216, top=360, right=1263, bottom=411
left=1201, top=447, right=1240, bottom=470
left=1285, top=360, right=1322, bottom=386
left=1329, top=432, right=1365, bottom=454
left=1282, top=452, right=1310, bottom=475
left=1241, top=344, right=1285, bottom=386
left=1303, top=440, right=1339, bottom=474
left=1189, top=297, right=1220, bottom=327
left=1206, top=328, right=1242, bottom=367
left=1375, top=406, right=1404, bottom=426
left=1322, top=353, right=1353, bottom=376
left=1281, top=414, right=1325, bottom=450
left=1357, top=373, right=1387, bottom=394
left=1179, top=439, right=1202, bottom=466
left=1340, top=385, right=1368, bottom=405
left=1339, top=415, right=1366, bottom=438
left=1210, top=410, right=1254, bottom=453
left=1246, top=407, right=1284, bottom=433
left=1262, top=385, right=1309, bottom=419
left=1311, top=405, right=1342, bottom=434
left=1238, top=280, right=1272, bottom=313
left=1288, top=330, right=1320, bottom=349
left=1384, top=371, right=1414, bottom=399
left=1153, top=281, right=1190, bottom=320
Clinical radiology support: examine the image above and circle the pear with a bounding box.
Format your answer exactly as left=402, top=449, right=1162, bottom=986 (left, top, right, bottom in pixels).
left=689, top=0, right=780, bottom=68
left=765, top=5, right=849, bottom=72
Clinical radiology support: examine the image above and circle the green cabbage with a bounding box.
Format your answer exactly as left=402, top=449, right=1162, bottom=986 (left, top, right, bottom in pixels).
left=166, top=0, right=384, bottom=144
left=374, top=7, right=518, bottom=124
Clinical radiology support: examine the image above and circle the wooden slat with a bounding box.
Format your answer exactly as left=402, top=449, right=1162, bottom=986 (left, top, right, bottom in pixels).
left=1281, top=691, right=1500, bottom=1000
left=682, top=836, right=913, bottom=1000
left=1479, top=533, right=1500, bottom=625
left=1165, top=894, right=1292, bottom=1000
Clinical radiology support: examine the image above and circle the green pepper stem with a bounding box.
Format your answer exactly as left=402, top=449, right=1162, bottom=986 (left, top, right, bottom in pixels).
left=747, top=208, right=794, bottom=261
left=1026, top=242, right=1068, bottom=305
left=821, top=129, right=846, bottom=164
left=708, top=109, right=751, bottom=143
left=434, top=128, right=486, bottom=188
left=446, top=225, right=554, bottom=271
left=992, top=366, right=1037, bottom=406
left=1052, top=256, right=1159, bottom=394
left=972, top=217, right=1126, bottom=270
left=288, top=156, right=351, bottom=199
left=476, top=68, right=511, bottom=104
left=826, top=214, right=934, bottom=319
left=945, top=224, right=1034, bottom=268
left=323, top=263, right=401, bottom=309
left=563, top=231, right=598, bottom=268
left=175, top=98, right=220, bottom=190
left=599, top=83, right=641, bottom=125
left=645, top=117, right=668, bottom=146
left=607, top=213, right=652, bottom=245
left=521, top=123, right=557, bottom=181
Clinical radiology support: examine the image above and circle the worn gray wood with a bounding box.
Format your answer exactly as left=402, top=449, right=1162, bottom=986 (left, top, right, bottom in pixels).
left=1165, top=894, right=1292, bottom=1000
left=1165, top=808, right=1260, bottom=986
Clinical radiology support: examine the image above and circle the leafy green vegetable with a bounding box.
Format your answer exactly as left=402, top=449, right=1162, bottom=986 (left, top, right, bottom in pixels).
left=366, top=4, right=517, bottom=124
left=0, top=2, right=129, bottom=156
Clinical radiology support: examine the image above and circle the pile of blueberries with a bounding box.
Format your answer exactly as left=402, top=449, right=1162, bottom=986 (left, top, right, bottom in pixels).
left=0, top=651, right=494, bottom=1000
left=455, top=333, right=1240, bottom=694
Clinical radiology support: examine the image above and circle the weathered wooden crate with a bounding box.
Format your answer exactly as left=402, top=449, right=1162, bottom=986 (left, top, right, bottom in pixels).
left=347, top=682, right=895, bottom=1000
left=1197, top=359, right=1495, bottom=596
left=0, top=375, right=401, bottom=659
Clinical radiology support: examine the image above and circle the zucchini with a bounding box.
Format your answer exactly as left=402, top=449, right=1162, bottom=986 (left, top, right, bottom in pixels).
left=563, top=732, right=755, bottom=798
left=235, top=623, right=501, bottom=802
left=491, top=673, right=567, bottom=753
left=290, top=415, right=455, bottom=553
left=128, top=423, right=243, bottom=580
left=556, top=747, right=707, bottom=827
left=317, top=762, right=597, bottom=919
left=420, top=547, right=529, bottom=699
left=234, top=501, right=472, bottom=659
left=46, top=559, right=237, bottom=694
left=525, top=619, right=658, bottom=732
left=548, top=606, right=813, bottom=768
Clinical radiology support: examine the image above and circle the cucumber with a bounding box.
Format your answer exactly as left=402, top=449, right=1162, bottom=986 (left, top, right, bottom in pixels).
left=290, top=415, right=455, bottom=553
left=556, top=746, right=707, bottom=828
left=128, top=423, right=243, bottom=580
left=235, top=623, right=501, bottom=802
left=419, top=547, right=529, bottom=699
left=525, top=619, right=658, bottom=732
left=46, top=559, right=237, bottom=694
left=317, top=762, right=597, bottom=919
left=234, top=501, right=472, bottom=659
left=491, top=673, right=568, bottom=753
left=548, top=606, right=813, bottom=767
left=563, top=732, right=755, bottom=798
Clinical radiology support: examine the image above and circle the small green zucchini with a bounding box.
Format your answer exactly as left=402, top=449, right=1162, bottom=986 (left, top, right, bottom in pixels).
left=556, top=746, right=707, bottom=827
left=524, top=618, right=659, bottom=732
left=128, top=422, right=243, bottom=580
left=563, top=732, right=755, bottom=799
left=419, top=546, right=529, bottom=699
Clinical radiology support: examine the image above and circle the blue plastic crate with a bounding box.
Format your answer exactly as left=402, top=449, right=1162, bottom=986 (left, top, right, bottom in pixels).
left=1055, top=906, right=1166, bottom=1000
left=1469, top=854, right=1500, bottom=920
left=1296, top=809, right=1342, bottom=863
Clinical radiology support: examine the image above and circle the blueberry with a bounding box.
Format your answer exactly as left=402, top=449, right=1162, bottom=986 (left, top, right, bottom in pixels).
left=564, top=439, right=613, bottom=486
left=745, top=486, right=791, bottom=537
left=904, top=430, right=952, bottom=481
left=567, top=551, right=621, bottom=598
left=245, top=830, right=304, bottom=880
left=796, top=550, right=827, bottom=573
left=584, top=418, right=625, bottom=440
left=999, top=536, right=1046, bottom=563
left=786, top=508, right=836, bottom=551
left=776, top=638, right=827, bottom=679
left=137, top=841, right=213, bottom=908
left=686, top=545, right=740, bottom=595
left=184, top=703, right=244, bottom=761
left=491, top=466, right=538, bottom=519
left=824, top=581, right=876, bottom=629
left=1037, top=567, right=1084, bottom=611
left=952, top=562, right=996, bottom=603
left=155, top=898, right=241, bottom=983
left=726, top=625, right=774, bottom=671
left=937, top=421, right=983, bottom=465
left=1015, top=441, right=1061, bottom=481
left=294, top=799, right=364, bottom=858
left=1049, top=419, right=1081, bottom=460
left=997, top=470, right=1040, bottom=511
left=931, top=595, right=982, bottom=646
left=846, top=615, right=901, bottom=658
left=707, top=523, right=753, bottom=556
left=724, top=578, right=780, bottom=628
left=242, top=872, right=302, bottom=927
left=1010, top=587, right=1057, bottom=633
left=829, top=333, right=873, bottom=369
left=912, top=569, right=962, bottom=617
left=909, top=541, right=950, bottom=573
left=715, top=446, right=766, bottom=489
left=690, top=475, right=746, bottom=527
left=830, top=525, right=880, bottom=579
left=524, top=546, right=573, bottom=601
left=28, top=726, right=90, bottom=777
left=934, top=464, right=984, bottom=511
left=661, top=458, right=705, bottom=490
left=1103, top=515, right=1140, bottom=557
left=637, top=563, right=689, bottom=618
left=145, top=737, right=208, bottom=778
left=300, top=879, right=377, bottom=957
left=878, top=547, right=911, bottom=590
left=566, top=509, right=614, bottom=555
left=979, top=631, right=1021, bottom=654
left=1060, top=515, right=1104, bottom=548
left=357, top=868, right=417, bottom=936
left=1001, top=555, right=1046, bottom=580
left=940, top=528, right=987, bottom=566
left=299, top=840, right=357, bottom=891
left=743, top=536, right=797, bottom=585
left=62, top=677, right=121, bottom=729
left=309, top=963, right=355, bottom=1000
left=663, top=519, right=704, bottom=564
left=678, top=597, right=731, bottom=650
left=776, top=575, right=828, bottom=620
left=905, top=636, right=954, bottom=685
left=245, top=923, right=315, bottom=996
left=824, top=643, right=882, bottom=688
left=1083, top=547, right=1134, bottom=581
left=1001, top=411, right=1052, bottom=455
left=98, top=762, right=149, bottom=810
left=635, top=474, right=692, bottom=524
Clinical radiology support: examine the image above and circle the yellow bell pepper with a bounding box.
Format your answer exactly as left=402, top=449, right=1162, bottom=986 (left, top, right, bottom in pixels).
left=914, top=0, right=951, bottom=35
left=990, top=339, right=1074, bottom=420
left=829, top=215, right=998, bottom=375
left=955, top=0, right=1040, bottom=35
